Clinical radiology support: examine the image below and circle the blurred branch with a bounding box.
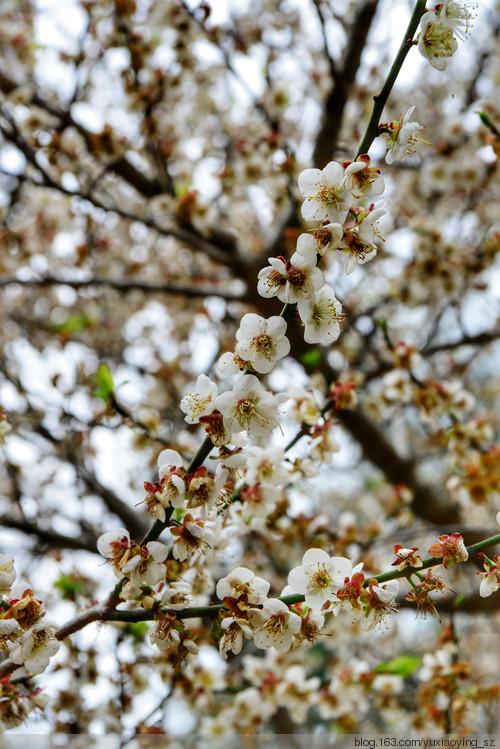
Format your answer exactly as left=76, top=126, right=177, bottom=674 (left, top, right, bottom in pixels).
left=0, top=275, right=248, bottom=302
left=313, top=0, right=381, bottom=167
left=0, top=515, right=98, bottom=553
left=311, top=0, right=337, bottom=78
left=422, top=328, right=500, bottom=355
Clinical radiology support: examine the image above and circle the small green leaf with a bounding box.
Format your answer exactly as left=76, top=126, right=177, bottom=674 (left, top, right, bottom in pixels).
left=377, top=317, right=388, bottom=332
left=51, top=313, right=92, bottom=335
left=300, top=348, right=322, bottom=367
left=124, top=622, right=150, bottom=642
left=94, top=363, right=115, bottom=403
left=475, top=111, right=500, bottom=137
left=54, top=574, right=85, bottom=600
left=453, top=593, right=467, bottom=608
left=375, top=654, right=421, bottom=677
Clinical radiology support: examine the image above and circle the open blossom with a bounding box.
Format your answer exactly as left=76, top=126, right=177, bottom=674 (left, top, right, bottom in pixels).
left=287, top=548, right=360, bottom=610
left=180, top=374, right=218, bottom=424
left=428, top=532, right=468, bottom=568
left=276, top=665, right=321, bottom=724
left=0, top=619, right=22, bottom=651
left=385, top=107, right=425, bottom=164
left=391, top=545, right=423, bottom=571
left=219, top=617, right=253, bottom=659
left=287, top=386, right=321, bottom=426
left=141, top=449, right=186, bottom=518
left=257, top=251, right=324, bottom=304
left=120, top=541, right=169, bottom=588
left=171, top=514, right=215, bottom=561
left=297, top=284, right=344, bottom=345
left=439, top=0, right=476, bottom=41
left=478, top=556, right=500, bottom=598
left=215, top=374, right=287, bottom=439
left=216, top=567, right=270, bottom=604
left=342, top=155, right=384, bottom=199
left=418, top=11, right=458, bottom=70
left=341, top=229, right=378, bottom=275
left=298, top=161, right=353, bottom=224
left=235, top=313, right=290, bottom=374
left=9, top=619, right=60, bottom=674
left=362, top=579, right=399, bottom=630
left=160, top=581, right=194, bottom=611
left=249, top=598, right=302, bottom=652
left=243, top=445, right=288, bottom=486
left=296, top=224, right=343, bottom=257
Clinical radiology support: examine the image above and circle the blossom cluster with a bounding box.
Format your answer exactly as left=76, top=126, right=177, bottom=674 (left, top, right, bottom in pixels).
left=0, top=554, right=56, bottom=728
left=214, top=548, right=401, bottom=659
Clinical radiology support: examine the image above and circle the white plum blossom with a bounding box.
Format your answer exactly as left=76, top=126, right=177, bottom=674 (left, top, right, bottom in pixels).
left=180, top=374, right=218, bottom=424
left=217, top=351, right=246, bottom=376
left=385, top=107, right=425, bottom=164
left=97, top=527, right=131, bottom=572
left=0, top=553, right=16, bottom=595
left=309, top=426, right=341, bottom=463
left=341, top=228, right=378, bottom=275
left=287, top=548, right=360, bottom=610
left=296, top=223, right=343, bottom=257
left=160, top=581, right=195, bottom=611
left=219, top=617, right=253, bottom=659
left=121, top=541, right=169, bottom=588
left=0, top=618, right=21, bottom=651
left=343, top=155, right=385, bottom=199
left=257, top=251, right=325, bottom=304
left=297, top=285, right=344, bottom=345
left=276, top=665, right=321, bottom=723
left=478, top=554, right=500, bottom=598
left=215, top=374, right=287, bottom=439
left=235, top=313, right=291, bottom=374
left=171, top=515, right=215, bottom=561
left=298, top=161, right=353, bottom=224
left=362, top=579, right=399, bottom=630
left=150, top=615, right=181, bottom=651
left=243, top=445, right=289, bottom=486
left=357, top=205, right=386, bottom=245
left=287, top=386, right=321, bottom=426
left=154, top=448, right=186, bottom=511
left=439, top=0, right=476, bottom=41
left=249, top=599, right=302, bottom=652
left=238, top=481, right=282, bottom=524
left=157, top=448, right=184, bottom=479
left=216, top=566, right=270, bottom=604
left=9, top=619, right=60, bottom=674
left=418, top=11, right=458, bottom=70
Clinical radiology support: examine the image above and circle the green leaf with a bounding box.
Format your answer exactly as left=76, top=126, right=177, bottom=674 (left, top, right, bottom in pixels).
left=375, top=654, right=421, bottom=677
left=299, top=348, right=322, bottom=367
left=51, top=313, right=92, bottom=335
left=53, top=574, right=85, bottom=600
left=94, top=363, right=115, bottom=403
left=475, top=111, right=500, bottom=136
left=124, top=622, right=150, bottom=642
left=453, top=593, right=467, bottom=608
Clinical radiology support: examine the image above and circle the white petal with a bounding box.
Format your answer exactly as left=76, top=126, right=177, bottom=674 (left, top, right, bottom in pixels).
left=322, top=160, right=344, bottom=187
left=298, top=168, right=324, bottom=196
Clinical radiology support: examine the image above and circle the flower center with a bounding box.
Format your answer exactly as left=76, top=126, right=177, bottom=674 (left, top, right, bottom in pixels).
left=310, top=564, right=332, bottom=591
left=253, top=334, right=275, bottom=358
left=318, top=186, right=341, bottom=207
